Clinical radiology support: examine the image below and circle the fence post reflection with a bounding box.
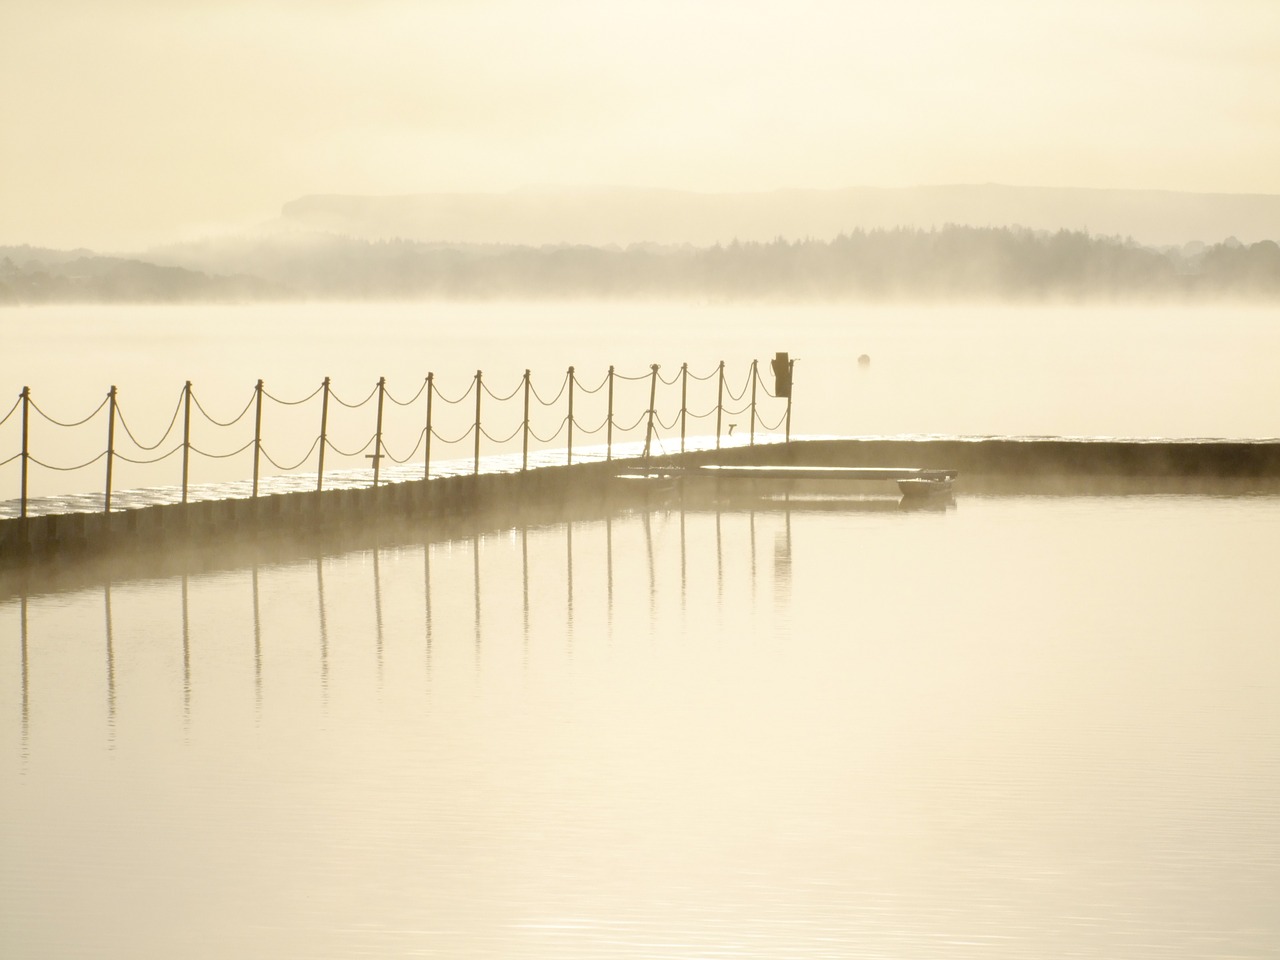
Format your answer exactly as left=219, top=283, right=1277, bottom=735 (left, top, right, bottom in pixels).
left=606, top=514, right=614, bottom=643
left=252, top=563, right=263, bottom=716
left=181, top=574, right=191, bottom=725
left=473, top=529, right=481, bottom=667
left=680, top=506, right=687, bottom=613
left=104, top=580, right=116, bottom=743
left=373, top=546, right=385, bottom=685
left=566, top=520, right=574, bottom=650
left=520, top=525, right=530, bottom=666
left=20, top=594, right=29, bottom=759
left=424, top=542, right=434, bottom=682
left=643, top=509, right=656, bottom=619
left=316, top=557, right=330, bottom=700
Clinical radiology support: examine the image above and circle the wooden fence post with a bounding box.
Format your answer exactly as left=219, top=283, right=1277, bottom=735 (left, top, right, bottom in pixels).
left=749, top=360, right=758, bottom=447
left=606, top=365, right=615, bottom=462
left=317, top=377, right=330, bottom=492
left=181, top=381, right=192, bottom=504
left=521, top=369, right=531, bottom=471
left=372, top=376, right=386, bottom=488
left=715, top=360, right=725, bottom=450
left=251, top=379, right=264, bottom=498
left=104, top=385, right=117, bottom=513
left=680, top=362, right=688, bottom=453
left=19, top=387, right=29, bottom=519
left=643, top=363, right=659, bottom=462
left=473, top=370, right=482, bottom=476
left=567, top=366, right=575, bottom=466
left=785, top=359, right=795, bottom=442
left=423, top=372, right=434, bottom=480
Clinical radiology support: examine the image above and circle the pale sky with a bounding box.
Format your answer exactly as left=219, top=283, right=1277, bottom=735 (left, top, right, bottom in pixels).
left=3, top=0, right=1278, bottom=250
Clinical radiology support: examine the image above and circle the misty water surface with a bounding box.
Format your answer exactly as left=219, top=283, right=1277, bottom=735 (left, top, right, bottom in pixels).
left=3, top=303, right=1280, bottom=958
left=3, top=489, right=1279, bottom=959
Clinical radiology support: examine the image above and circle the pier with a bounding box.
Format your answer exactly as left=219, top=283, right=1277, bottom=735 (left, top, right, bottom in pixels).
left=5, top=354, right=1280, bottom=570
left=5, top=434, right=1280, bottom=576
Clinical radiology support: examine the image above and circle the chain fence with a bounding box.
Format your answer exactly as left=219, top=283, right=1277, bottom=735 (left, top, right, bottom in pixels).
left=1, top=357, right=794, bottom=518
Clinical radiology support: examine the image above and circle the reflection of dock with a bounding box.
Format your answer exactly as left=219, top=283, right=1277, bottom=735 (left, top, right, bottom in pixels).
left=7, top=495, right=835, bottom=747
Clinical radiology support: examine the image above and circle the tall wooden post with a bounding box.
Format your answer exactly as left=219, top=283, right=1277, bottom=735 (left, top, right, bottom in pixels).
left=317, top=377, right=330, bottom=492
left=749, top=360, right=758, bottom=447
left=423, top=372, right=434, bottom=480
left=372, top=376, right=386, bottom=488
left=473, top=370, right=482, bottom=476
left=785, top=359, right=795, bottom=442
left=679, top=362, right=688, bottom=453
left=19, top=387, right=29, bottom=519
left=566, top=366, right=575, bottom=466
left=715, top=360, right=725, bottom=450
left=251, top=379, right=264, bottom=498
left=181, top=381, right=192, bottom=504
left=606, top=365, right=615, bottom=462
left=104, top=385, right=117, bottom=513
left=521, top=369, right=531, bottom=471
left=643, top=363, right=659, bottom=462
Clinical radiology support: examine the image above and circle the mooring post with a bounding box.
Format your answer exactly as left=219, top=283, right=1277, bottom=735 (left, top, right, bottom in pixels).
left=521, top=369, right=531, bottom=471
left=643, top=363, right=659, bottom=462
left=372, top=376, right=386, bottom=488
left=680, top=362, right=689, bottom=453
left=181, top=381, right=192, bottom=504
left=715, top=360, right=725, bottom=450
left=749, top=360, right=758, bottom=446
left=606, top=365, right=615, bottom=462
left=567, top=366, right=575, bottom=466
left=251, top=379, right=264, bottom=498
left=473, top=370, right=482, bottom=476
left=317, top=377, right=330, bottom=492
left=785, top=359, right=795, bottom=442
left=423, top=372, right=434, bottom=480
left=19, top=387, right=30, bottom=519
left=104, top=385, right=117, bottom=513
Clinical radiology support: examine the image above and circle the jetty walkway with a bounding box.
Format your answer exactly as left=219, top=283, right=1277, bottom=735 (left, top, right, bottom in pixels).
left=6, top=433, right=1280, bottom=569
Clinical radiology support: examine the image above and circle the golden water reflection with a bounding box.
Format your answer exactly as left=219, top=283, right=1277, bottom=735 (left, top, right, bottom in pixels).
left=3, top=490, right=1279, bottom=960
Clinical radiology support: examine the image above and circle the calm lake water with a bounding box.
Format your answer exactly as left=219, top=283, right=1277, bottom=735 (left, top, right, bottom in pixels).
left=2, top=303, right=1280, bottom=959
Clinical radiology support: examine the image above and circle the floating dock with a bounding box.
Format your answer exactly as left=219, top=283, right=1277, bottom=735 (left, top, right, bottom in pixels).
left=6, top=436, right=1280, bottom=571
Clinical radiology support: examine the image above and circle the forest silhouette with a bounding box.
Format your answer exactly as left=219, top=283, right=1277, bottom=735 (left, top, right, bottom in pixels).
left=3, top=226, right=1278, bottom=304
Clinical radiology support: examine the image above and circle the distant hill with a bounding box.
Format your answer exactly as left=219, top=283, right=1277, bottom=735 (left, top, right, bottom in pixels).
left=277, top=184, right=1280, bottom=248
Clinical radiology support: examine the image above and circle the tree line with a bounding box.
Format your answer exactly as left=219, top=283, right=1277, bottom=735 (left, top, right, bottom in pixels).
left=3, top=226, right=1279, bottom=304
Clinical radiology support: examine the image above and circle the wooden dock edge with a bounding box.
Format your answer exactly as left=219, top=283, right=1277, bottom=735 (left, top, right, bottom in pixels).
left=5, top=437, right=1280, bottom=573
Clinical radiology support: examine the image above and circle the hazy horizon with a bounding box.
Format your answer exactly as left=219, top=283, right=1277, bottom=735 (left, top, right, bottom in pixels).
left=4, top=0, right=1279, bottom=250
